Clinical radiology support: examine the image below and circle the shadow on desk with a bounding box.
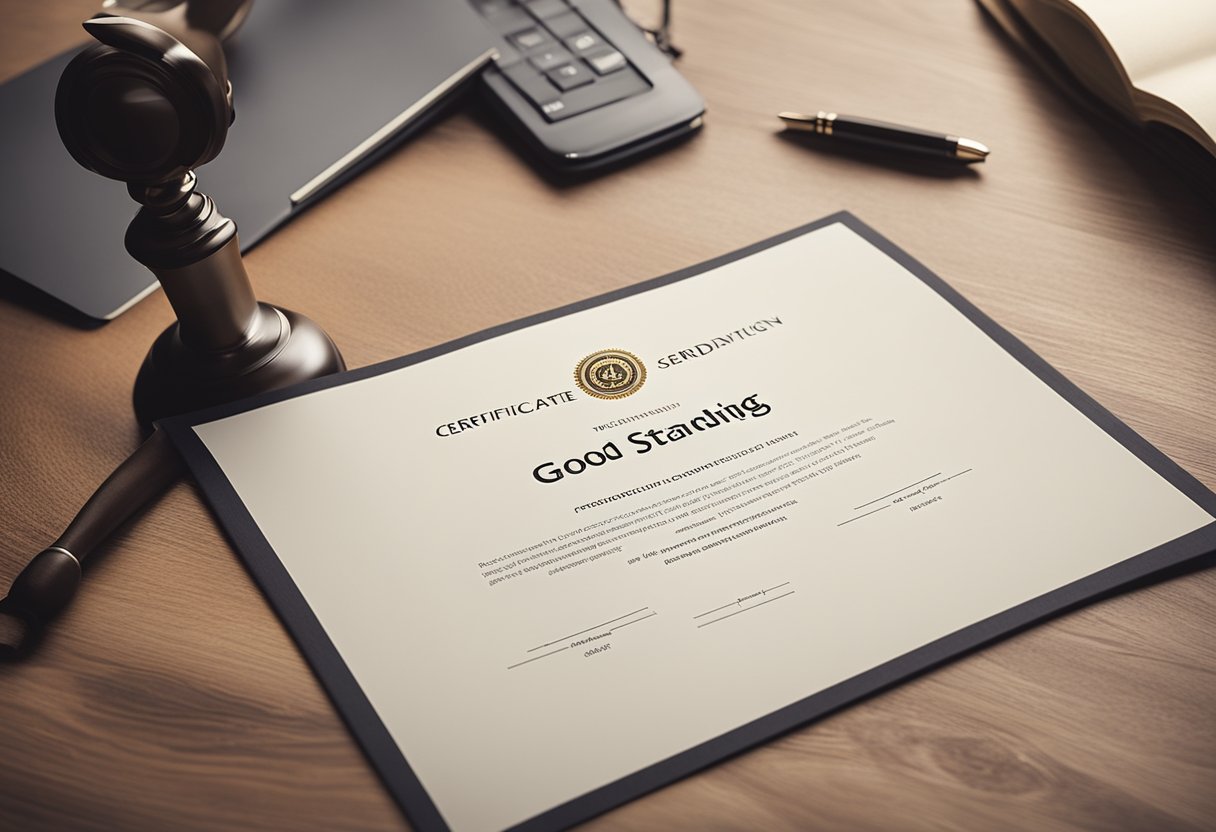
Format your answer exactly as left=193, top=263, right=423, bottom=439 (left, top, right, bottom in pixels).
left=0, top=269, right=106, bottom=330
left=774, top=131, right=985, bottom=180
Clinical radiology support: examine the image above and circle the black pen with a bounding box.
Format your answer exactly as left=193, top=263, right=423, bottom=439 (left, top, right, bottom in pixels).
left=778, top=111, right=989, bottom=163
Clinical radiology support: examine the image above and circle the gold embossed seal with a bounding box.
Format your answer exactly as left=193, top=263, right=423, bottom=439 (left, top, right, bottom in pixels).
left=574, top=349, right=647, bottom=400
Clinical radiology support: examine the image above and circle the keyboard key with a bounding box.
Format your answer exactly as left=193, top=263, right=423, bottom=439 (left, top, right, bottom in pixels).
left=543, top=67, right=650, bottom=121
left=586, top=50, right=627, bottom=75
left=528, top=48, right=574, bottom=72
left=510, top=27, right=550, bottom=50
left=480, top=6, right=534, bottom=31
left=542, top=11, right=589, bottom=39
left=524, top=0, right=569, bottom=18
left=564, top=31, right=603, bottom=53
left=546, top=62, right=595, bottom=91
left=501, top=62, right=562, bottom=107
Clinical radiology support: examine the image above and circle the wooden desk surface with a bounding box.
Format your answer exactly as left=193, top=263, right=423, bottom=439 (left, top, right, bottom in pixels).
left=2, top=2, right=1214, bottom=829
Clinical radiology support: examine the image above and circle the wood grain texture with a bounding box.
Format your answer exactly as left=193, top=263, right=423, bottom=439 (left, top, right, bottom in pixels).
left=1, top=1, right=1214, bottom=830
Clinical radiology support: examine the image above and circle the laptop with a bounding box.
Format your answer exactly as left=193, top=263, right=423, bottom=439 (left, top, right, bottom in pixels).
left=0, top=0, right=496, bottom=320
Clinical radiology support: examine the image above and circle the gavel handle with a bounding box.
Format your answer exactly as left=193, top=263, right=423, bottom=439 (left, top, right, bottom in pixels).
left=0, top=428, right=182, bottom=659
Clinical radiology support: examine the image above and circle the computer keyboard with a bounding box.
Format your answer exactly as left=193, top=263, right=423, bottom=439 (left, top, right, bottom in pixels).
left=472, top=0, right=652, bottom=123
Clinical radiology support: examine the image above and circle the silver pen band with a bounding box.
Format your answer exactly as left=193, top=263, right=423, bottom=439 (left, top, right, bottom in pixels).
left=44, top=546, right=81, bottom=567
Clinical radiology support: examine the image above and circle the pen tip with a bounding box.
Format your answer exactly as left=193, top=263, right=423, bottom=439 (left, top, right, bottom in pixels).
left=777, top=112, right=818, bottom=133
left=955, top=137, right=990, bottom=162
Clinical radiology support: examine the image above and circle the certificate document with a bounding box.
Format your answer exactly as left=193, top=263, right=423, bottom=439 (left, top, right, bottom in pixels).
left=163, top=213, right=1216, bottom=832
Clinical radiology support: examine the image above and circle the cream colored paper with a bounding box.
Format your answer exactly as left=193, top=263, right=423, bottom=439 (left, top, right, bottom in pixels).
left=1071, top=0, right=1216, bottom=135
left=192, top=222, right=1211, bottom=832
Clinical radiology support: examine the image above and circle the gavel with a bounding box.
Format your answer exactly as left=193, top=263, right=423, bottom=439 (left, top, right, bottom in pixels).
left=0, top=0, right=345, bottom=659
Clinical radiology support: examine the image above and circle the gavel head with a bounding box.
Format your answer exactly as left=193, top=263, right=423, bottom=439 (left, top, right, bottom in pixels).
left=54, top=13, right=234, bottom=189
left=52, top=0, right=344, bottom=429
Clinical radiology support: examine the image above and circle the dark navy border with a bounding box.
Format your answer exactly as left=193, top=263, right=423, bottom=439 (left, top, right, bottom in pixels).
left=159, top=212, right=1216, bottom=832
